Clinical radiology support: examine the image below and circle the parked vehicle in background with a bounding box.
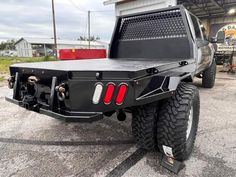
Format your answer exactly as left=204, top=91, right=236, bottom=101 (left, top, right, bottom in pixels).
left=214, top=51, right=231, bottom=65
left=0, top=50, right=17, bottom=57
left=6, top=5, right=224, bottom=162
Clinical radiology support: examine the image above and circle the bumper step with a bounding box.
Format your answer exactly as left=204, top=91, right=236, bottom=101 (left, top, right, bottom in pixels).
left=5, top=97, right=103, bottom=122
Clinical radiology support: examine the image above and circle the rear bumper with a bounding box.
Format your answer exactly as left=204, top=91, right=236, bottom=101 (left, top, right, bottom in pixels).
left=5, top=97, right=103, bottom=122
left=6, top=62, right=194, bottom=122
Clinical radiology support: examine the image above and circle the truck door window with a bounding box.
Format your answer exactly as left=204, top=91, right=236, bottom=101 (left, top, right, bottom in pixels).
left=201, top=26, right=208, bottom=41
left=199, top=21, right=208, bottom=41
left=190, top=14, right=202, bottom=39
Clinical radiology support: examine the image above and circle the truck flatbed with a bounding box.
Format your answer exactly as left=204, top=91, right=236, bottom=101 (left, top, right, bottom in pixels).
left=11, top=58, right=189, bottom=72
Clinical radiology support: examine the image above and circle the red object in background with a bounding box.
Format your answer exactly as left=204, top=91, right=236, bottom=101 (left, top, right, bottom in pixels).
left=59, top=49, right=107, bottom=60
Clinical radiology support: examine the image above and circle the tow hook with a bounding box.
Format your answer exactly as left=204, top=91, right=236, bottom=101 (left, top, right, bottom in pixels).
left=55, top=84, right=66, bottom=101
left=7, top=76, right=14, bottom=89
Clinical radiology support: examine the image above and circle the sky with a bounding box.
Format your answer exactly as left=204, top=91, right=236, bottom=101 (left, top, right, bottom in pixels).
left=0, top=0, right=115, bottom=42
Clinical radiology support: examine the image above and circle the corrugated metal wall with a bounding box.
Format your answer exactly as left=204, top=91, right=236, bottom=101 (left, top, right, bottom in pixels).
left=115, top=0, right=177, bottom=16
left=211, top=16, right=236, bottom=25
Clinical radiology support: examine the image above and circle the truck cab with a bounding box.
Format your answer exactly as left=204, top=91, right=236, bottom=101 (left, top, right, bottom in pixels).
left=187, top=12, right=215, bottom=73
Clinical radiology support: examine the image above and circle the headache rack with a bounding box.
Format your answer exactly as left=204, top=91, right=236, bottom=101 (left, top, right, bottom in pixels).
left=119, top=9, right=187, bottom=41
left=109, top=6, right=193, bottom=60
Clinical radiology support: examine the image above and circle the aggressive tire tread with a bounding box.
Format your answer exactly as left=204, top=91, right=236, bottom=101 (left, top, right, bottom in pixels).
left=156, top=83, right=200, bottom=161
left=202, top=60, right=216, bottom=88
left=132, top=103, right=157, bottom=150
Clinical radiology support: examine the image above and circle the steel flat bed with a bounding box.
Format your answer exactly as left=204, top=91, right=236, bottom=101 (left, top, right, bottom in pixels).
left=11, top=58, right=192, bottom=72
left=7, top=57, right=194, bottom=121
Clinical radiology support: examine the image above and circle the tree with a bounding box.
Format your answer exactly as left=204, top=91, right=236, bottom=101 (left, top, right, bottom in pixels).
left=77, top=35, right=100, bottom=41
left=0, top=40, right=16, bottom=50
left=78, top=36, right=86, bottom=41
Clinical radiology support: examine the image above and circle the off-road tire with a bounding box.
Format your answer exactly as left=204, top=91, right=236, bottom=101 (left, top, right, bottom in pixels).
left=202, top=60, right=216, bottom=88
left=132, top=103, right=157, bottom=150
left=156, top=83, right=200, bottom=161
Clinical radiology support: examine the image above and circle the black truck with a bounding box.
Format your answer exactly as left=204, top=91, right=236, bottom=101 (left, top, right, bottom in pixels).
left=6, top=6, right=224, bottom=161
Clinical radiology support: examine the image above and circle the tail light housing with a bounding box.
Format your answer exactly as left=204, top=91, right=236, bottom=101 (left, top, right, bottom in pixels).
left=92, top=83, right=103, bottom=104
left=116, top=84, right=128, bottom=105
left=104, top=83, right=115, bottom=105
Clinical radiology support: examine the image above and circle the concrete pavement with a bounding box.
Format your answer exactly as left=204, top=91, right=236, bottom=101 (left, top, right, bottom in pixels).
left=0, top=71, right=235, bottom=177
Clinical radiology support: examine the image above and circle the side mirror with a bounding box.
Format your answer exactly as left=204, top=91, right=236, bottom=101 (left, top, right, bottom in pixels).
left=210, top=31, right=225, bottom=43
left=209, top=37, right=217, bottom=43
left=216, top=31, right=226, bottom=43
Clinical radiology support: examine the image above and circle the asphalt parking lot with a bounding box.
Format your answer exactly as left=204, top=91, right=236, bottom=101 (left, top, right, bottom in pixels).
left=0, top=71, right=235, bottom=177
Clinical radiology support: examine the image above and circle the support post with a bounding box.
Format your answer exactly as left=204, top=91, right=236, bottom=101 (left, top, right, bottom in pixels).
left=51, top=0, right=58, bottom=59
left=13, top=72, right=19, bottom=100
left=44, top=44, right=47, bottom=57
left=88, top=10, right=91, bottom=49
left=49, top=77, right=57, bottom=111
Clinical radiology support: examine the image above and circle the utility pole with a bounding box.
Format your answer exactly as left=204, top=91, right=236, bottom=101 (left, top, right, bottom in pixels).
left=88, top=10, right=91, bottom=49
left=51, top=0, right=58, bottom=59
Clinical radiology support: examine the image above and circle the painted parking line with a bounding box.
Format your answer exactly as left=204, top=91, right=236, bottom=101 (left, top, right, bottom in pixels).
left=0, top=137, right=135, bottom=146
left=105, top=148, right=147, bottom=177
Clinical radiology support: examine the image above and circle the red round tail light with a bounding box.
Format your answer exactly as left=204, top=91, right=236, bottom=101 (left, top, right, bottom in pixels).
left=116, top=84, right=128, bottom=105
left=104, top=83, right=115, bottom=105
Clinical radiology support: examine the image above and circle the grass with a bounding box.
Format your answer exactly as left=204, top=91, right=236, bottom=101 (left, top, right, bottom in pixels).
left=0, top=76, right=4, bottom=82
left=0, top=56, right=56, bottom=74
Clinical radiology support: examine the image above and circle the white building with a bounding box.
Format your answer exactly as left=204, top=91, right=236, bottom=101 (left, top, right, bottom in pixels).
left=104, top=0, right=177, bottom=16
left=15, top=37, right=108, bottom=57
